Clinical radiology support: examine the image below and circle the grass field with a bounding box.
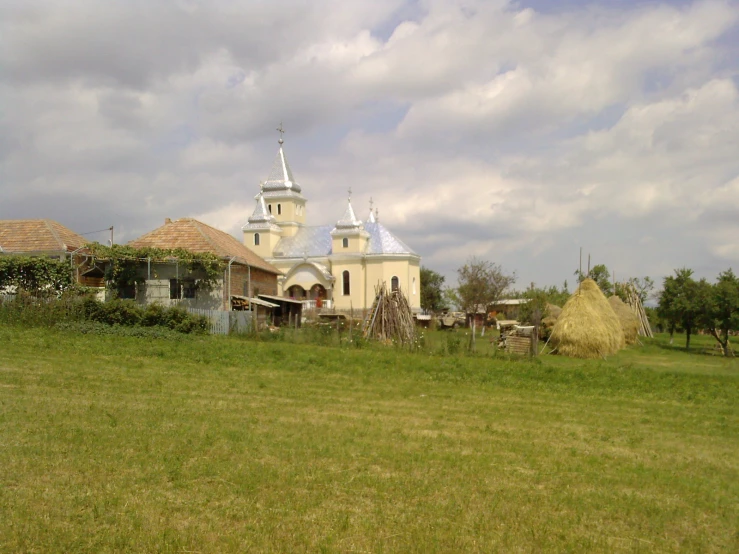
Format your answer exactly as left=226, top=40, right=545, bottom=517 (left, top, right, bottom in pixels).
left=1, top=325, right=738, bottom=552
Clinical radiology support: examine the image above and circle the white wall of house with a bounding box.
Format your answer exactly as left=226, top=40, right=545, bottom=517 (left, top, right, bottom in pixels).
left=124, top=263, right=226, bottom=310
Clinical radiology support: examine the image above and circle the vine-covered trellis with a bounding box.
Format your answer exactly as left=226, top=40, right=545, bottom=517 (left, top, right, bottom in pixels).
left=86, top=243, right=225, bottom=292
left=0, top=256, right=75, bottom=295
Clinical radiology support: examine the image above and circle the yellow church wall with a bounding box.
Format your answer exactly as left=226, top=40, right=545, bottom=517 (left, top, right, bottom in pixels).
left=331, top=234, right=369, bottom=254
left=330, top=258, right=366, bottom=311
left=265, top=198, right=306, bottom=226
left=243, top=228, right=281, bottom=260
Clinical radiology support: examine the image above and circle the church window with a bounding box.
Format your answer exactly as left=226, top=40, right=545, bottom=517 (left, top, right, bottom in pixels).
left=413, top=277, right=417, bottom=294
left=254, top=233, right=260, bottom=246
left=342, top=237, right=349, bottom=248
left=277, top=204, right=282, bottom=215
left=268, top=204, right=272, bottom=214
left=391, top=276, right=399, bottom=292
left=342, top=270, right=350, bottom=296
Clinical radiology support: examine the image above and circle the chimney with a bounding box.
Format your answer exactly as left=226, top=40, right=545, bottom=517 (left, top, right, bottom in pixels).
left=165, top=218, right=172, bottom=224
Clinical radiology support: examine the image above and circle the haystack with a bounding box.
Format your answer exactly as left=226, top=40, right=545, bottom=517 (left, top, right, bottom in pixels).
left=549, top=279, right=625, bottom=358
left=539, top=304, right=562, bottom=340
left=608, top=295, right=640, bottom=345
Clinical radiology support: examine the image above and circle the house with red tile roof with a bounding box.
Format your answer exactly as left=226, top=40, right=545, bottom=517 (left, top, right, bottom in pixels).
left=0, top=219, right=104, bottom=288
left=0, top=219, right=86, bottom=257
left=124, top=217, right=281, bottom=311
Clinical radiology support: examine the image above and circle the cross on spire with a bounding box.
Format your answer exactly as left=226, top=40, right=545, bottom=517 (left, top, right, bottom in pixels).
left=369, top=197, right=374, bottom=211
left=276, top=121, right=285, bottom=145
left=348, top=187, right=352, bottom=201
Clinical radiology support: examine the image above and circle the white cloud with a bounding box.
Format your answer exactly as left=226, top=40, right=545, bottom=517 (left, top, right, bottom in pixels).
left=1, top=0, right=738, bottom=287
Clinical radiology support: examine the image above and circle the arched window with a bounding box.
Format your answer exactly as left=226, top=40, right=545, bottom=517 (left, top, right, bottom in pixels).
left=391, top=276, right=399, bottom=291
left=413, top=277, right=417, bottom=294
left=268, top=204, right=272, bottom=214
left=254, top=233, right=260, bottom=246
left=342, top=270, right=350, bottom=296
left=342, top=237, right=349, bottom=248
left=277, top=204, right=282, bottom=215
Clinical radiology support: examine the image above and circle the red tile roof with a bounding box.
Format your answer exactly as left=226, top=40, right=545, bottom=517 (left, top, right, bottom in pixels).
left=128, top=218, right=281, bottom=275
left=0, top=219, right=87, bottom=253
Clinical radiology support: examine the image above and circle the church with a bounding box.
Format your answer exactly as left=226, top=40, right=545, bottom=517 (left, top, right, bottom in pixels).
left=242, top=135, right=421, bottom=312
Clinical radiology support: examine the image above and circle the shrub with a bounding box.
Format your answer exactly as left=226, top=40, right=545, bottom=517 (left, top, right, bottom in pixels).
left=1, top=295, right=209, bottom=335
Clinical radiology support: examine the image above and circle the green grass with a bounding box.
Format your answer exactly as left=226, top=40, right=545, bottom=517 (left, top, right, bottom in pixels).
left=1, top=325, right=738, bottom=552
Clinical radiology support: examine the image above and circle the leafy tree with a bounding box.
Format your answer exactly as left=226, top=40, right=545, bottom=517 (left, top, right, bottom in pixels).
left=454, top=257, right=515, bottom=315
left=658, top=268, right=710, bottom=349
left=575, top=264, right=612, bottom=294
left=420, top=267, right=447, bottom=313
left=701, top=269, right=739, bottom=357
left=509, top=284, right=571, bottom=324
left=615, top=276, right=655, bottom=304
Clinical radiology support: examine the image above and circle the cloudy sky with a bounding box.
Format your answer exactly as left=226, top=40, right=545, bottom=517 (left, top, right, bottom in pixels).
left=1, top=0, right=738, bottom=291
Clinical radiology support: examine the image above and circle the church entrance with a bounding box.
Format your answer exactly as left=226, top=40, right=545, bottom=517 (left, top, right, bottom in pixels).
left=310, top=284, right=327, bottom=300
left=287, top=284, right=307, bottom=299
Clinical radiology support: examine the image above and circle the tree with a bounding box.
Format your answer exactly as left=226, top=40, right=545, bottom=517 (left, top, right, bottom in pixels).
left=701, top=269, right=739, bottom=357
left=454, top=257, right=515, bottom=315
left=658, top=268, right=710, bottom=350
left=419, top=267, right=447, bottom=313
left=615, top=276, right=655, bottom=304
left=575, top=264, right=612, bottom=294
left=508, top=284, right=571, bottom=324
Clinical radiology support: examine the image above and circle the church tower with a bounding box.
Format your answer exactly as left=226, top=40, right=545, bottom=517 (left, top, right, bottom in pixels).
left=242, top=184, right=283, bottom=259
left=259, top=127, right=306, bottom=238
left=330, top=192, right=370, bottom=254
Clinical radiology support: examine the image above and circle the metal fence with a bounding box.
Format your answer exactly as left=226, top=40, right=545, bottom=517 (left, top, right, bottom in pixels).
left=186, top=308, right=252, bottom=335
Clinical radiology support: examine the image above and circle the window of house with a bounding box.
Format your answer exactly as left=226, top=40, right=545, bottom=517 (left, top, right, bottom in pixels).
left=254, top=233, right=260, bottom=246
left=169, top=278, right=181, bottom=300
left=342, top=270, right=350, bottom=296
left=119, top=283, right=136, bottom=299
left=277, top=204, right=282, bottom=215
left=182, top=280, right=196, bottom=299
left=342, top=237, right=349, bottom=248
left=170, top=279, right=196, bottom=299
left=391, top=276, right=399, bottom=292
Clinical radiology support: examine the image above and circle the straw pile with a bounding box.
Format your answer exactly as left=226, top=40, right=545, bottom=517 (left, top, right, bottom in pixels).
left=540, top=304, right=562, bottom=340
left=550, top=279, right=625, bottom=359
left=608, top=295, right=640, bottom=345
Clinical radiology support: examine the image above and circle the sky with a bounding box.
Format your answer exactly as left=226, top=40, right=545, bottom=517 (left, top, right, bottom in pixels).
left=1, top=0, right=738, bottom=292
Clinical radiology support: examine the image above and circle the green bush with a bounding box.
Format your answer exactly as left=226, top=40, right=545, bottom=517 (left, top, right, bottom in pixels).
left=1, top=295, right=209, bottom=335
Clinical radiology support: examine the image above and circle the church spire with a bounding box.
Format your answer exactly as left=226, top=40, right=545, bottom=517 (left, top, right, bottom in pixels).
left=263, top=123, right=302, bottom=194
left=367, top=197, right=376, bottom=223
left=245, top=184, right=278, bottom=226
left=335, top=188, right=362, bottom=229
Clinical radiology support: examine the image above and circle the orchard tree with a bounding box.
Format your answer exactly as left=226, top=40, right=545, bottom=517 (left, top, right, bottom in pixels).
left=575, top=264, right=612, bottom=294
left=455, top=257, right=515, bottom=315
left=701, top=269, right=739, bottom=357
left=420, top=267, right=447, bottom=313
left=658, top=268, right=710, bottom=349
left=616, top=276, right=655, bottom=304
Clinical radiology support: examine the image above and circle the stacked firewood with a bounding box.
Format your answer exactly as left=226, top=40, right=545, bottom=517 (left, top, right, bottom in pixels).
left=363, top=283, right=417, bottom=347
left=623, top=284, right=653, bottom=338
